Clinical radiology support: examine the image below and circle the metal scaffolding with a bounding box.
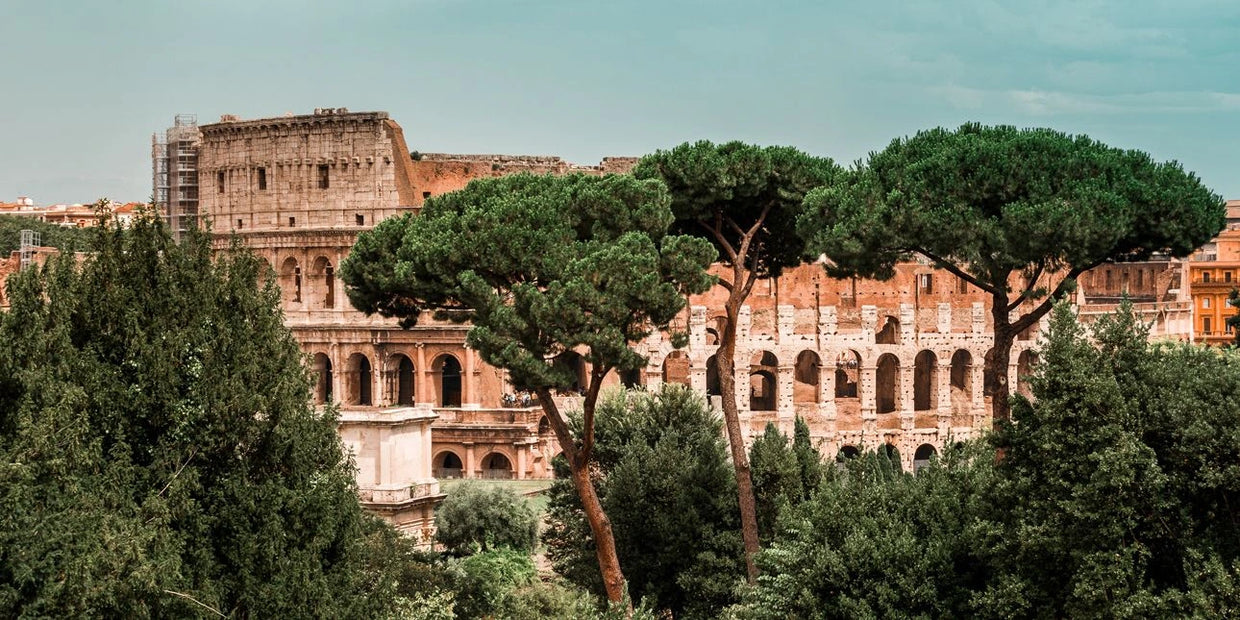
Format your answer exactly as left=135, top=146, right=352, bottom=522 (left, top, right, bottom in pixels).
left=152, top=114, right=200, bottom=239
left=19, top=229, right=40, bottom=270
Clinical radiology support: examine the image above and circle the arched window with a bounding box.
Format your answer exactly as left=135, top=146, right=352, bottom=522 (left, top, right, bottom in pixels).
left=311, top=256, right=334, bottom=309
left=876, top=315, right=900, bottom=344
left=434, top=452, right=463, bottom=479
left=794, top=350, right=821, bottom=404
left=913, top=350, right=938, bottom=411
left=876, top=354, right=900, bottom=414
left=553, top=351, right=586, bottom=393
left=434, top=354, right=462, bottom=407
left=482, top=453, right=513, bottom=480
left=345, top=353, right=372, bottom=406
left=280, top=257, right=301, bottom=304
left=950, top=349, right=973, bottom=416
left=749, top=351, right=778, bottom=411
left=914, top=444, right=937, bottom=473
left=835, top=350, right=861, bottom=399
left=836, top=445, right=861, bottom=462
left=706, top=355, right=722, bottom=396
left=394, top=354, right=415, bottom=406
left=662, top=351, right=691, bottom=386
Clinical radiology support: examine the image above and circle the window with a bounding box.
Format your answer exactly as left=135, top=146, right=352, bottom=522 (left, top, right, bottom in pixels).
left=1136, top=269, right=1144, bottom=289
left=1203, top=271, right=1212, bottom=283
left=293, top=267, right=302, bottom=303
left=317, top=164, right=330, bottom=189
left=236, top=218, right=243, bottom=229
left=1227, top=271, right=1234, bottom=283
left=957, top=276, right=969, bottom=294
left=1204, top=297, right=1211, bottom=309
left=288, top=216, right=296, bottom=227
left=1204, top=316, right=1212, bottom=334
left=422, top=191, right=431, bottom=200
left=918, top=273, right=933, bottom=294
left=257, top=167, right=267, bottom=190
left=355, top=214, right=365, bottom=226
left=1105, top=269, right=1113, bottom=288
left=217, top=171, right=225, bottom=193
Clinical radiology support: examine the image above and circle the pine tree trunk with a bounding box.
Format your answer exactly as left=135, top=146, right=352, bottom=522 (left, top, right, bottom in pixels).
left=568, top=455, right=627, bottom=606
left=717, top=296, right=761, bottom=583
left=990, top=295, right=1015, bottom=422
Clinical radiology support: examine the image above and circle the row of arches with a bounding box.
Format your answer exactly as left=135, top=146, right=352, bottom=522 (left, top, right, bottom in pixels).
left=660, top=347, right=1038, bottom=414
left=312, top=351, right=463, bottom=407
left=834, top=443, right=941, bottom=473
left=433, top=451, right=515, bottom=480
left=279, top=256, right=336, bottom=309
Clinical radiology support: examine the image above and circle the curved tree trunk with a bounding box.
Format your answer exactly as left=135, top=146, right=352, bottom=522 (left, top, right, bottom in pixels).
left=536, top=389, right=629, bottom=608
left=989, top=296, right=1015, bottom=422
left=717, top=296, right=761, bottom=583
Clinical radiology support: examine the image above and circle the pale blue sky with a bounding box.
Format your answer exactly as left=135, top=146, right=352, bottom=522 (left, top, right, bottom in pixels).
left=1, top=0, right=1236, bottom=204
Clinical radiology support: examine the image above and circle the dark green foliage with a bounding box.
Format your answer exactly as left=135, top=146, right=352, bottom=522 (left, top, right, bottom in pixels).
left=738, top=445, right=996, bottom=619
left=801, top=124, right=1224, bottom=285
left=543, top=386, right=746, bottom=618
left=1227, top=288, right=1240, bottom=346
left=0, top=213, right=401, bottom=618
left=453, top=547, right=538, bottom=619
left=0, top=214, right=95, bottom=254
left=749, top=418, right=826, bottom=543
left=633, top=140, right=840, bottom=277
left=741, top=302, right=1240, bottom=618
left=748, top=424, right=802, bottom=544
left=435, top=482, right=538, bottom=555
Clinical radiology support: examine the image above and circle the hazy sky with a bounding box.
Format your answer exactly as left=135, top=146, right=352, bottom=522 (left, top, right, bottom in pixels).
left=1, top=0, right=1236, bottom=204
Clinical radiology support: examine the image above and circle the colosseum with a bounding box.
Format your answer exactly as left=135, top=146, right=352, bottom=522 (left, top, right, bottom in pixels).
left=160, top=108, right=1195, bottom=535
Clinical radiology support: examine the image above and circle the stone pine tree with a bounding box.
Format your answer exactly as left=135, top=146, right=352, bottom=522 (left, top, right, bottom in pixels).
left=340, top=173, right=716, bottom=605
left=633, top=142, right=839, bottom=581
left=0, top=209, right=399, bottom=618
left=800, top=124, right=1224, bottom=420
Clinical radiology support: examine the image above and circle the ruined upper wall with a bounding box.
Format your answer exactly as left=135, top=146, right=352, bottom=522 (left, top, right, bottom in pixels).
left=407, top=154, right=638, bottom=207
left=198, top=109, right=418, bottom=233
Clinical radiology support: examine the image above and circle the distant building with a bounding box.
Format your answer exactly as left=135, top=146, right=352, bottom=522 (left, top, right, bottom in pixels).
left=0, top=197, right=140, bottom=228
left=1187, top=200, right=1240, bottom=345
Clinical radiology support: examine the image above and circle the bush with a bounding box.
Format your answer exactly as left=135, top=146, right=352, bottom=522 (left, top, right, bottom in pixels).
left=435, top=482, right=538, bottom=555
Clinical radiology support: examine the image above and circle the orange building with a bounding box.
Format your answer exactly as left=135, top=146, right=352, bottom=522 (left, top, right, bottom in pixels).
left=1187, top=200, right=1240, bottom=345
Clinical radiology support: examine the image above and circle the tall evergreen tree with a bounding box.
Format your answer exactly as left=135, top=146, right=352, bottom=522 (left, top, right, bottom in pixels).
left=0, top=210, right=400, bottom=618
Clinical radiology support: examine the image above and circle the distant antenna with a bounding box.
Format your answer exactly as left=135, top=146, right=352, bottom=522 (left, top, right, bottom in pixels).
left=19, top=229, right=40, bottom=269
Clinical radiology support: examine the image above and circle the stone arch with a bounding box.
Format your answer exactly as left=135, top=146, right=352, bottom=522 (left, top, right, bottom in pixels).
left=875, top=353, right=900, bottom=414
left=913, top=350, right=938, bottom=411
left=433, top=354, right=463, bottom=407
left=619, top=367, right=642, bottom=388
left=836, top=445, right=861, bottom=461
left=662, top=350, right=691, bottom=386
left=794, top=350, right=821, bottom=404
left=553, top=351, right=587, bottom=393
left=313, top=352, right=332, bottom=404
left=434, top=451, right=463, bottom=479
left=481, top=452, right=513, bottom=479
left=834, top=350, right=861, bottom=399
left=950, top=349, right=973, bottom=416
left=876, top=315, right=900, bottom=344
left=310, top=255, right=335, bottom=309
left=1017, top=349, right=1039, bottom=398
left=749, top=350, right=778, bottom=411
left=705, top=354, right=722, bottom=396
left=914, top=443, right=937, bottom=473
left=390, top=353, right=415, bottom=406
left=280, top=256, right=302, bottom=304
left=344, top=352, right=373, bottom=406
left=538, top=416, right=552, bottom=435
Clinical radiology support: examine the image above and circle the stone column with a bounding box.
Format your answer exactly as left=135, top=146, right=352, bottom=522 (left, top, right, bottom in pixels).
left=937, top=359, right=953, bottom=435
left=464, top=348, right=479, bottom=408
left=464, top=443, right=476, bottom=480
left=415, top=344, right=429, bottom=407
left=899, top=361, right=915, bottom=431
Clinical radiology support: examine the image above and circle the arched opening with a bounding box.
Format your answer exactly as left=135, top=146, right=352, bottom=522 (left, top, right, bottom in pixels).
left=538, top=416, right=551, bottom=435
left=836, top=445, right=861, bottom=462
left=835, top=350, right=860, bottom=398
left=313, top=353, right=332, bottom=404
left=950, top=349, right=973, bottom=416
left=311, top=256, right=334, bottom=309
left=1016, top=349, right=1038, bottom=398
left=481, top=452, right=513, bottom=480
left=434, top=451, right=463, bottom=479
left=705, top=327, right=720, bottom=346
left=706, top=354, right=721, bottom=396
left=876, top=315, right=900, bottom=344
left=749, top=351, right=778, bottom=411
left=913, top=350, right=938, bottom=411
left=914, top=443, right=937, bottom=473
left=345, top=353, right=372, bottom=406
left=553, top=351, right=587, bottom=394
left=434, top=354, right=462, bottom=407
left=662, top=350, right=691, bottom=386
left=794, top=350, right=821, bottom=404
left=394, top=354, right=415, bottom=406
left=875, top=353, right=900, bottom=414
left=620, top=367, right=642, bottom=389
left=280, top=257, right=301, bottom=304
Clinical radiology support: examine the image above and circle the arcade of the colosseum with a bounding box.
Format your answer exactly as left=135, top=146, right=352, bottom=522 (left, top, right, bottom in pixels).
left=167, top=108, right=1196, bottom=533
